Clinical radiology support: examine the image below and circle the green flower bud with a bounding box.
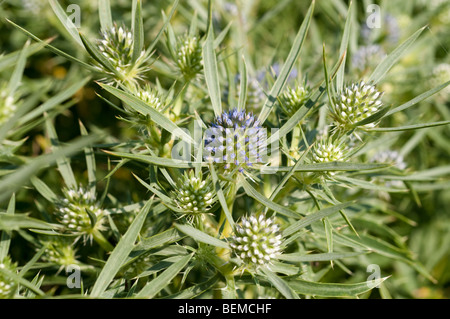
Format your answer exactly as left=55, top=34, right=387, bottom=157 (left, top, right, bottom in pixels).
left=172, top=171, right=216, bottom=215
left=279, top=85, right=311, bottom=116
left=229, top=214, right=283, bottom=268
left=40, top=236, right=77, bottom=267
left=0, top=256, right=18, bottom=299
left=97, top=23, right=148, bottom=84
left=332, top=81, right=384, bottom=129
left=176, top=36, right=203, bottom=81
left=55, top=186, right=104, bottom=235
left=312, top=137, right=346, bottom=163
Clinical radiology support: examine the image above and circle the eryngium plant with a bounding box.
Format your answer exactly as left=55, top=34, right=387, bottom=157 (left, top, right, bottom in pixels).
left=1, top=0, right=450, bottom=301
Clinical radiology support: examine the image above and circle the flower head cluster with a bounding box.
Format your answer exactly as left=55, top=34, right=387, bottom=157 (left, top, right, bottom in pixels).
left=0, top=257, right=17, bottom=299
left=172, top=170, right=216, bottom=215
left=55, top=186, right=104, bottom=234
left=229, top=214, right=283, bottom=268
left=0, top=85, right=17, bottom=125
left=176, top=36, right=203, bottom=80
left=351, top=45, right=386, bottom=72
left=97, top=23, right=148, bottom=84
left=332, top=81, right=384, bottom=129
left=279, top=84, right=311, bottom=116
left=204, top=109, right=266, bottom=173
left=40, top=236, right=77, bottom=267
left=312, top=137, right=346, bottom=163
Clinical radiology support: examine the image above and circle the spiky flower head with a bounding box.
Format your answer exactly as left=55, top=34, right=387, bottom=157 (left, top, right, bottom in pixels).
left=97, top=23, right=148, bottom=84
left=279, top=84, right=311, bottom=116
left=351, top=45, right=386, bottom=72
left=332, top=81, right=384, bottom=130
left=312, top=137, right=346, bottom=164
left=0, top=256, right=18, bottom=299
left=0, top=84, right=17, bottom=125
left=55, top=186, right=104, bottom=235
left=204, top=109, right=266, bottom=173
left=40, top=236, right=77, bottom=267
left=172, top=170, right=216, bottom=215
left=229, top=214, right=283, bottom=268
left=176, top=35, right=203, bottom=81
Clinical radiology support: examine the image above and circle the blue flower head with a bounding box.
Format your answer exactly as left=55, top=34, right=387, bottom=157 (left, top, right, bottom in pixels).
left=204, top=109, right=267, bottom=173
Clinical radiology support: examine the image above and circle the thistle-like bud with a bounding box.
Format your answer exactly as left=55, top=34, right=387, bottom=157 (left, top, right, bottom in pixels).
left=97, top=23, right=148, bottom=84
left=55, top=186, right=104, bottom=235
left=0, top=256, right=18, bottom=299
left=204, top=109, right=266, bottom=173
left=332, top=81, right=384, bottom=129
left=279, top=85, right=311, bottom=116
left=176, top=36, right=203, bottom=81
left=40, top=236, right=77, bottom=267
left=229, top=214, right=283, bottom=268
left=312, top=137, right=346, bottom=163
left=172, top=171, right=216, bottom=215
left=0, top=85, right=17, bottom=125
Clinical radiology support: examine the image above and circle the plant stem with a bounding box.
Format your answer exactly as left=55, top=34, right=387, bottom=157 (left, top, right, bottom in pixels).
left=91, top=228, right=114, bottom=252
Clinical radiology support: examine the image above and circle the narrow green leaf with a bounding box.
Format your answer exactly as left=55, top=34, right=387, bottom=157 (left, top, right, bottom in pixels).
left=6, top=19, right=98, bottom=72
left=368, top=26, right=426, bottom=84
left=261, top=266, right=300, bottom=299
left=98, top=84, right=195, bottom=145
left=368, top=120, right=450, bottom=132
left=0, top=214, right=62, bottom=231
left=162, top=275, right=219, bottom=299
left=210, top=164, right=235, bottom=229
left=147, top=0, right=179, bottom=54
left=137, top=253, right=193, bottom=298
left=0, top=194, right=15, bottom=260
left=79, top=32, right=120, bottom=77
left=240, top=178, right=301, bottom=219
left=202, top=7, right=222, bottom=117
left=8, top=40, right=29, bottom=95
left=49, top=0, right=83, bottom=47
left=30, top=176, right=58, bottom=202
left=278, top=251, right=367, bottom=262
left=132, top=0, right=144, bottom=63
left=237, top=55, right=248, bottom=111
left=103, top=151, right=197, bottom=168
left=336, top=1, right=353, bottom=92
left=45, top=118, right=77, bottom=189
left=175, top=224, right=229, bottom=249
left=91, top=198, right=154, bottom=297
left=0, top=134, right=99, bottom=203
left=385, top=80, right=450, bottom=117
left=0, top=266, right=45, bottom=296
left=258, top=0, right=314, bottom=123
left=263, top=162, right=389, bottom=173
left=283, top=202, right=353, bottom=237
left=79, top=121, right=96, bottom=194
left=288, top=277, right=389, bottom=297
left=98, top=0, right=113, bottom=31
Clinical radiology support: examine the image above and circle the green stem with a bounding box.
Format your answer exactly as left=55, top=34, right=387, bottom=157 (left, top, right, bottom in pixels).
left=91, top=228, right=114, bottom=252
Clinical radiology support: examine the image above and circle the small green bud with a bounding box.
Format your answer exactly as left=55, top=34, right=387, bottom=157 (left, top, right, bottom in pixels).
left=229, top=214, right=283, bottom=268
left=279, top=85, right=311, bottom=116
left=176, top=36, right=203, bottom=81
left=172, top=171, right=216, bottom=215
